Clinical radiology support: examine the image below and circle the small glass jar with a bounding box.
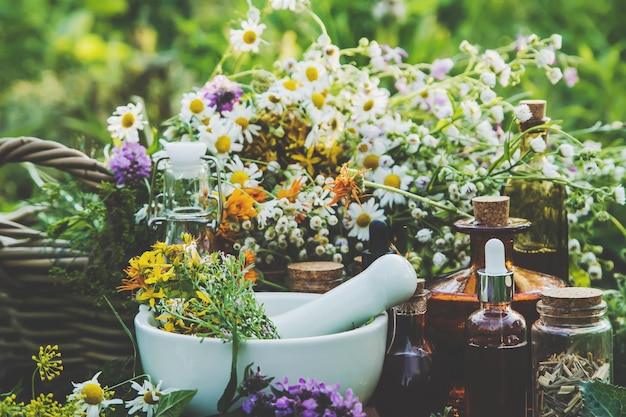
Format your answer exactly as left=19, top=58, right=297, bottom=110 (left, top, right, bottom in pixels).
left=531, top=287, right=613, bottom=417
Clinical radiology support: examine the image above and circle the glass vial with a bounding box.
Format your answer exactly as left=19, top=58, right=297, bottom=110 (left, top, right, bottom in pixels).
left=374, top=279, right=445, bottom=417
left=465, top=238, right=528, bottom=417
left=503, top=99, right=569, bottom=281
left=531, top=287, right=613, bottom=417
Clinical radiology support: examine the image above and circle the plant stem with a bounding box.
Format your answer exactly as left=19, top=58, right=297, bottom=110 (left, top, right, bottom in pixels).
left=361, top=179, right=472, bottom=218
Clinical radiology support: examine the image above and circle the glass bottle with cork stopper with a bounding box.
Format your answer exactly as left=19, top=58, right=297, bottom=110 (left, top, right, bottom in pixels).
left=531, top=287, right=613, bottom=417
left=426, top=195, right=565, bottom=416
left=465, top=238, right=529, bottom=417
left=373, top=278, right=446, bottom=417
left=502, top=99, right=569, bottom=281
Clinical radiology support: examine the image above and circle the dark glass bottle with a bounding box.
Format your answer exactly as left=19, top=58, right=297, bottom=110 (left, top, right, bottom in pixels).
left=426, top=196, right=565, bottom=416
left=502, top=99, right=569, bottom=281
left=374, top=279, right=445, bottom=417
left=465, top=238, right=528, bottom=417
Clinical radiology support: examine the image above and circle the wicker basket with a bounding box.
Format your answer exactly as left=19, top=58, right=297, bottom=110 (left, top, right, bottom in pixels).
left=0, top=137, right=135, bottom=395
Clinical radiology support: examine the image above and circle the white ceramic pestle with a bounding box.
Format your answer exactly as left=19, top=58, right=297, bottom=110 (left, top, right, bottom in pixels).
left=269, top=253, right=418, bottom=338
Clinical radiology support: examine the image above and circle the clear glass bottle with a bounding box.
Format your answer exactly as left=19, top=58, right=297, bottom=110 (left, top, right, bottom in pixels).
left=374, top=279, right=446, bottom=417
left=502, top=99, right=569, bottom=281
left=148, top=142, right=223, bottom=254
left=531, top=287, right=613, bottom=417
left=465, top=238, right=529, bottom=417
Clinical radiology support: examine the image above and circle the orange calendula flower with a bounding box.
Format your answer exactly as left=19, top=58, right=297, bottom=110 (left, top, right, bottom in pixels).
left=242, top=249, right=257, bottom=282
left=225, top=188, right=258, bottom=220
left=277, top=176, right=304, bottom=202
left=325, top=163, right=370, bottom=210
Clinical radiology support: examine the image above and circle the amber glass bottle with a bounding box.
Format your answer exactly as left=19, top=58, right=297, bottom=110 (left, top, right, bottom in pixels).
left=502, top=99, right=569, bottom=281
left=374, top=279, right=446, bottom=417
left=426, top=196, right=565, bottom=416
left=465, top=238, right=528, bottom=417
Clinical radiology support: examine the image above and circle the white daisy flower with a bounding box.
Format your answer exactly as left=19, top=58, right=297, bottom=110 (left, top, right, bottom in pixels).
left=106, top=102, right=147, bottom=143
left=198, top=118, right=243, bottom=157
left=69, top=371, right=123, bottom=417
left=352, top=87, right=389, bottom=123
left=229, top=12, right=267, bottom=53
left=256, top=90, right=285, bottom=114
left=224, top=155, right=263, bottom=193
left=372, top=165, right=412, bottom=208
left=345, top=199, right=386, bottom=241
left=126, top=379, right=176, bottom=417
left=179, top=91, right=214, bottom=124
left=293, top=60, right=329, bottom=87
left=222, top=102, right=261, bottom=143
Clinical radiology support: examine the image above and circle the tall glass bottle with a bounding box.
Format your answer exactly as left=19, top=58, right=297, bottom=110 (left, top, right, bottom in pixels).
left=465, top=238, right=528, bottom=417
left=374, top=279, right=446, bottom=417
left=502, top=99, right=569, bottom=281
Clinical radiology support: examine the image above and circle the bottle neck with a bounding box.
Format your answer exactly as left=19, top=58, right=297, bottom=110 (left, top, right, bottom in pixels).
left=390, top=293, right=429, bottom=344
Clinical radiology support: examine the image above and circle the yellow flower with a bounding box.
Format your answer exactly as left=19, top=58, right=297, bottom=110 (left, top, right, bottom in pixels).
left=32, top=344, right=63, bottom=382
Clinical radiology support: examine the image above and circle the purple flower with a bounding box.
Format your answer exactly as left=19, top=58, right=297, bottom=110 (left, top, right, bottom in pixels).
left=201, top=75, right=243, bottom=113
left=430, top=58, right=454, bottom=80
left=108, top=141, right=151, bottom=187
left=564, top=67, right=579, bottom=87
left=238, top=371, right=365, bottom=417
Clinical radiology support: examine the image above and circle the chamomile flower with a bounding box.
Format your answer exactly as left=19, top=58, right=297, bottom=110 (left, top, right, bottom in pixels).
left=69, top=371, right=123, bottom=417
left=107, top=102, right=147, bottom=143
left=372, top=165, right=411, bottom=207
left=126, top=378, right=176, bottom=417
left=199, top=118, right=243, bottom=157
left=224, top=155, right=263, bottom=193
left=352, top=87, right=389, bottom=122
left=345, top=199, right=386, bottom=241
left=223, top=103, right=261, bottom=143
left=229, top=11, right=267, bottom=53
left=180, top=91, right=214, bottom=124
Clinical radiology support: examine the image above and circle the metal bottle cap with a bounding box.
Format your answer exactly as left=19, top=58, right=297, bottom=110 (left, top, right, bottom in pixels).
left=477, top=269, right=514, bottom=303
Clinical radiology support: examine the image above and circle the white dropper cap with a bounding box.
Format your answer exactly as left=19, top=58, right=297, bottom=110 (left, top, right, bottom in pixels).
left=478, top=238, right=514, bottom=303
left=485, top=238, right=508, bottom=275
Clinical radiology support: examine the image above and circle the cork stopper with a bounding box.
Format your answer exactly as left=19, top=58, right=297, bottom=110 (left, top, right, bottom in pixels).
left=518, top=99, right=550, bottom=132
left=541, top=287, right=604, bottom=309
left=472, top=195, right=510, bottom=226
left=287, top=261, right=344, bottom=293
left=415, top=278, right=425, bottom=295
left=521, top=99, right=546, bottom=119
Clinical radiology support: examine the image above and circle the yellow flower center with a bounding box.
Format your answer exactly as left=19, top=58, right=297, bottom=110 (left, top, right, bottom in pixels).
left=235, top=117, right=249, bottom=130
left=243, top=30, right=257, bottom=45
left=231, top=171, right=250, bottom=187
left=356, top=213, right=372, bottom=228
left=269, top=94, right=281, bottom=104
left=121, top=113, right=135, bottom=128
left=216, top=135, right=231, bottom=153
left=384, top=173, right=401, bottom=188
left=362, top=99, right=375, bottom=112
left=82, top=383, right=104, bottom=405
left=143, top=391, right=160, bottom=405
left=363, top=154, right=380, bottom=170
left=189, top=98, right=204, bottom=114
left=283, top=79, right=297, bottom=91
left=311, top=92, right=325, bottom=109
left=306, top=67, right=319, bottom=82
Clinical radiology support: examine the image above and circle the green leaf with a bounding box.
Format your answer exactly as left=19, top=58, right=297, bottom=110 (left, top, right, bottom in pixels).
left=580, top=381, right=626, bottom=417
left=155, top=389, right=198, bottom=417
